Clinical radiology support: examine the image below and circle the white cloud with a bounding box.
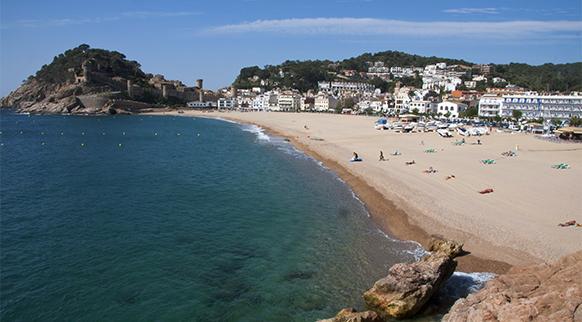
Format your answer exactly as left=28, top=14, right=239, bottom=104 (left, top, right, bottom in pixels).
left=205, top=18, right=582, bottom=39
left=443, top=8, right=499, bottom=14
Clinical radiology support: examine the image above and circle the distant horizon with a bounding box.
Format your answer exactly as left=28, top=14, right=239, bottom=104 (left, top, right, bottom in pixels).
left=1, top=0, right=580, bottom=96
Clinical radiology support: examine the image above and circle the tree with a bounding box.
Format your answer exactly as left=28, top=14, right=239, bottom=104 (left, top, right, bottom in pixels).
left=512, top=110, right=523, bottom=120
left=444, top=111, right=451, bottom=118
left=551, top=118, right=562, bottom=127
left=460, top=107, right=478, bottom=118
left=569, top=116, right=582, bottom=127
left=411, top=108, right=419, bottom=115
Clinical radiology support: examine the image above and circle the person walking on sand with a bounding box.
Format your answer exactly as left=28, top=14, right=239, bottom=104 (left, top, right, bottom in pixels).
left=379, top=150, right=386, bottom=161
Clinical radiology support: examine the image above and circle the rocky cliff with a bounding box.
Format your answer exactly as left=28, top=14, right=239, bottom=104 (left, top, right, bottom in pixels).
left=444, top=251, right=582, bottom=322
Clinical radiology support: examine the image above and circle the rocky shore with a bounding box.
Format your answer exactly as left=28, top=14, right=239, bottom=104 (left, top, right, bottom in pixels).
left=320, top=247, right=582, bottom=321
left=444, top=251, right=582, bottom=321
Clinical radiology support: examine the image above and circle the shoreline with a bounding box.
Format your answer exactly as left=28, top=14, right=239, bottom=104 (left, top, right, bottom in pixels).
left=150, top=110, right=538, bottom=273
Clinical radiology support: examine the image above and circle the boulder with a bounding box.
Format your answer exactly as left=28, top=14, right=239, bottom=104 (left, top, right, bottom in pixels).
left=317, top=308, right=382, bottom=322
left=427, top=237, right=464, bottom=258
left=443, top=251, right=582, bottom=322
left=363, top=252, right=457, bottom=319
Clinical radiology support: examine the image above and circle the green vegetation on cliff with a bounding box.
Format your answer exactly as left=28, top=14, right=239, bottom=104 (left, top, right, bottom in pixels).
left=233, top=50, right=582, bottom=93
left=32, top=44, right=148, bottom=85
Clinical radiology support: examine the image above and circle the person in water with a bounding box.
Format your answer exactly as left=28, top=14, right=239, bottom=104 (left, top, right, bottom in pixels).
left=379, top=150, right=385, bottom=161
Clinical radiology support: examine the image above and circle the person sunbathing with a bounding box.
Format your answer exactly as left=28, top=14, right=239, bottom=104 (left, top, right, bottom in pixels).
left=423, top=167, right=437, bottom=174
left=479, top=188, right=494, bottom=194
left=405, top=160, right=416, bottom=165
left=558, top=220, right=576, bottom=227
left=446, top=175, right=456, bottom=180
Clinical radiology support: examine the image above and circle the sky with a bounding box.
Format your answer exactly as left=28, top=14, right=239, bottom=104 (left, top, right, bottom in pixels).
left=1, top=0, right=581, bottom=96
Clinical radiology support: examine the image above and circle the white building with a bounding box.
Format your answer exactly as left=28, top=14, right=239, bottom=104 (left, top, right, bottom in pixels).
left=276, top=91, right=301, bottom=112
left=464, top=81, right=477, bottom=89
left=186, top=101, right=212, bottom=108
left=409, top=100, right=437, bottom=114
left=314, top=93, right=338, bottom=112
left=422, top=76, right=462, bottom=92
left=437, top=101, right=467, bottom=118
left=217, top=98, right=237, bottom=110
left=499, top=95, right=582, bottom=120
left=318, top=81, right=375, bottom=95
left=478, top=94, right=504, bottom=117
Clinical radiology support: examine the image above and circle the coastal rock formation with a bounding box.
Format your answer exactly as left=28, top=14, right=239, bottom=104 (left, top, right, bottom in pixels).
left=317, top=308, right=382, bottom=322
left=1, top=44, right=215, bottom=114
left=443, top=250, right=582, bottom=322
left=362, top=238, right=460, bottom=319
left=427, top=237, right=464, bottom=258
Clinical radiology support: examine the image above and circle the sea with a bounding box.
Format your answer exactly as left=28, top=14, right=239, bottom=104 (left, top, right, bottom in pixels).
left=0, top=110, right=491, bottom=321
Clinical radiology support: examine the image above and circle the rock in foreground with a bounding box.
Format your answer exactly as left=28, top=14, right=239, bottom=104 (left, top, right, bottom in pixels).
left=362, top=238, right=462, bottom=319
left=317, top=308, right=382, bottom=322
left=443, top=250, right=582, bottom=322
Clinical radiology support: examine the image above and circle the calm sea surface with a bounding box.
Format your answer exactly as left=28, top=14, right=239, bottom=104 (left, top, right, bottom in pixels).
left=0, top=111, right=425, bottom=321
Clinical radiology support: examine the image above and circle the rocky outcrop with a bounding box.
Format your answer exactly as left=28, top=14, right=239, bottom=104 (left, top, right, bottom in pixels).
left=317, top=308, right=382, bottom=322
left=443, top=250, right=582, bottom=322
left=427, top=237, right=464, bottom=258
left=361, top=238, right=462, bottom=319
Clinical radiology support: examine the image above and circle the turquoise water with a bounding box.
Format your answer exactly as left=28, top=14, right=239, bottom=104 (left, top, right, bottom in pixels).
left=0, top=110, right=424, bottom=321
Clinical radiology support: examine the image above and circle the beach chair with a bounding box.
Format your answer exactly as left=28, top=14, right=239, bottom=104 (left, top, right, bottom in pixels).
left=551, top=163, right=570, bottom=170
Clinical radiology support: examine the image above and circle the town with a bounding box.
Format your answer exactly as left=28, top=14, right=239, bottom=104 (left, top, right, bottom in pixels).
left=188, top=61, right=582, bottom=131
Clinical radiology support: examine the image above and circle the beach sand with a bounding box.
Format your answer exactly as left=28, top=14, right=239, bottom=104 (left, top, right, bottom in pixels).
left=152, top=111, right=582, bottom=273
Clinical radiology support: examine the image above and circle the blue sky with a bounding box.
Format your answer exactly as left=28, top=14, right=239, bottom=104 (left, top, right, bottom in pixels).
left=1, top=0, right=581, bottom=96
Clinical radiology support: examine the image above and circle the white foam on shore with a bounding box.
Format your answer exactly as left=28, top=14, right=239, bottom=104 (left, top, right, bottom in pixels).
left=441, top=272, right=496, bottom=300
left=215, top=117, right=240, bottom=125
left=241, top=124, right=270, bottom=142
left=375, top=228, right=428, bottom=261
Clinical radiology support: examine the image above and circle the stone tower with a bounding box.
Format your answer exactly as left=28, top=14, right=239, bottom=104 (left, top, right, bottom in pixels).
left=196, top=79, right=203, bottom=102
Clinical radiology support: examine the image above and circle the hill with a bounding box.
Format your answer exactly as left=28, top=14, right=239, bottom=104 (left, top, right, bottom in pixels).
left=232, top=50, right=582, bottom=93
left=1, top=44, right=208, bottom=114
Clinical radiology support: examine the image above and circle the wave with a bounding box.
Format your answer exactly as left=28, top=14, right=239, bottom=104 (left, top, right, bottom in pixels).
left=241, top=124, right=270, bottom=142
left=441, top=271, right=495, bottom=300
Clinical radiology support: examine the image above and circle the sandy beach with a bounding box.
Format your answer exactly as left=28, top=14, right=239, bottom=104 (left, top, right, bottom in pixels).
left=152, top=110, right=582, bottom=273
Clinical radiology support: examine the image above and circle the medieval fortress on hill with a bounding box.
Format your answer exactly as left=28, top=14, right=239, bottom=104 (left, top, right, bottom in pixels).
left=70, top=58, right=204, bottom=112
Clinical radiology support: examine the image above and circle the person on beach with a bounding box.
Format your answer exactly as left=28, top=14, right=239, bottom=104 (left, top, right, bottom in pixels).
left=351, top=152, right=362, bottom=162
left=379, top=151, right=386, bottom=161
left=477, top=139, right=482, bottom=145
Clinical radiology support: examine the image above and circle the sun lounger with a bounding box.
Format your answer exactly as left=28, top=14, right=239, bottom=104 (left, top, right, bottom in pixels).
left=481, top=159, right=496, bottom=165
left=551, top=163, right=570, bottom=170
left=424, top=148, right=436, bottom=153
